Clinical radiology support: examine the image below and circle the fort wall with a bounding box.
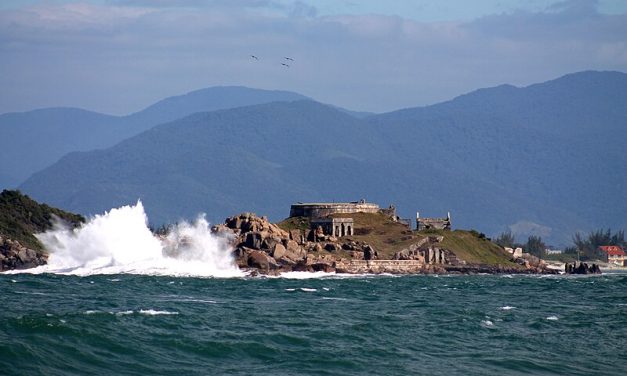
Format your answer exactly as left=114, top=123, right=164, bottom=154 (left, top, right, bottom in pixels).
left=289, top=201, right=380, bottom=218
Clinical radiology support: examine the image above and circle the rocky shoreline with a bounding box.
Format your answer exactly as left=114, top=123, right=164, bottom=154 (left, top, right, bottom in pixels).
left=0, top=211, right=559, bottom=275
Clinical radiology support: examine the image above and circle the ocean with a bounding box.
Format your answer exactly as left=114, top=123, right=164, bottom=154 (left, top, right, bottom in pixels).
left=2, top=272, right=626, bottom=375
left=2, top=202, right=626, bottom=375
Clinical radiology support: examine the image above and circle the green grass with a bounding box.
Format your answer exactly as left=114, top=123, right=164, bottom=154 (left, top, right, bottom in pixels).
left=280, top=213, right=519, bottom=266
left=277, top=216, right=311, bottom=232
left=0, top=190, right=84, bottom=252
left=432, top=229, right=518, bottom=266
left=279, top=212, right=423, bottom=259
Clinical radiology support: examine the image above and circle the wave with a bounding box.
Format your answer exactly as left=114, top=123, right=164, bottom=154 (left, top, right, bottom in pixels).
left=13, top=201, right=244, bottom=278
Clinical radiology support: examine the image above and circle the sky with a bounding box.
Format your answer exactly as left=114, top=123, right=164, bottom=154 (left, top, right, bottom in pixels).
left=1, top=0, right=626, bottom=115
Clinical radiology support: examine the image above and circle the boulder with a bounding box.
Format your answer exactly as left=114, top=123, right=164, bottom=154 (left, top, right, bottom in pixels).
left=289, top=229, right=303, bottom=243
left=17, top=248, right=37, bottom=264
left=284, top=245, right=306, bottom=262
left=285, top=239, right=299, bottom=253
left=272, top=243, right=287, bottom=260
left=245, top=232, right=263, bottom=250
left=247, top=250, right=278, bottom=271
left=261, top=236, right=277, bottom=251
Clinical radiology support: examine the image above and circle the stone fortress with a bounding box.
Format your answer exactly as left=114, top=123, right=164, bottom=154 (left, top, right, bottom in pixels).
left=290, top=199, right=396, bottom=238
left=214, top=199, right=550, bottom=275
left=416, top=212, right=451, bottom=231
left=284, top=199, right=456, bottom=273
left=289, top=199, right=450, bottom=235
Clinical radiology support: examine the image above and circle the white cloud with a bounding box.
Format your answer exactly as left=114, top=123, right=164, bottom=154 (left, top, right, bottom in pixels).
left=0, top=0, right=625, bottom=114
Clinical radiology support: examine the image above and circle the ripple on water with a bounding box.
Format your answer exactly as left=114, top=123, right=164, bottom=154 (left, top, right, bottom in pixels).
left=1, top=273, right=626, bottom=376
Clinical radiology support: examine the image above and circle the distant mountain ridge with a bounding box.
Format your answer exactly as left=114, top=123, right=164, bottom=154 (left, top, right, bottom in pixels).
left=0, top=87, right=312, bottom=188
left=14, top=71, right=627, bottom=245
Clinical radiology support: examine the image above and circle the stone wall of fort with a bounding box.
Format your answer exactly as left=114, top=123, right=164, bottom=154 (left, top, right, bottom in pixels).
left=289, top=201, right=381, bottom=218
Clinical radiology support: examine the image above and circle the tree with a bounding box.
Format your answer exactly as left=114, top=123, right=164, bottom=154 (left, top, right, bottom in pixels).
left=571, top=228, right=626, bottom=260
left=525, top=235, right=546, bottom=257
left=495, top=231, right=516, bottom=248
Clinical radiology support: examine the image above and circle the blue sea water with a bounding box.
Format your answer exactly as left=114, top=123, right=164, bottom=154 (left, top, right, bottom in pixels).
left=1, top=272, right=626, bottom=375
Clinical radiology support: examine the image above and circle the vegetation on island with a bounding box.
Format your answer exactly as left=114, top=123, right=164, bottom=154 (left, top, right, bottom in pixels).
left=495, top=228, right=626, bottom=262
left=434, top=229, right=517, bottom=266
left=0, top=190, right=84, bottom=252
left=280, top=212, right=518, bottom=267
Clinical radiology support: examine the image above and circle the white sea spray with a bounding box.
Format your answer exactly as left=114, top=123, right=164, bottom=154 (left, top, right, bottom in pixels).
left=26, top=201, right=243, bottom=278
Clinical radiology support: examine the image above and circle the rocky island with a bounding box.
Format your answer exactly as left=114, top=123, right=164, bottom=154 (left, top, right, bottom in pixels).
left=1, top=191, right=556, bottom=275
left=210, top=200, right=557, bottom=275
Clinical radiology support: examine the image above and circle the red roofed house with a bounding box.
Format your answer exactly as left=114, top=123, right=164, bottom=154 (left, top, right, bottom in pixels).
left=598, top=246, right=626, bottom=266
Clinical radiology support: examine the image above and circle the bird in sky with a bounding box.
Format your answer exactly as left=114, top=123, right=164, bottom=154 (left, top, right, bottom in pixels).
left=250, top=55, right=259, bottom=60
left=284, top=57, right=294, bottom=61
left=281, top=63, right=290, bottom=68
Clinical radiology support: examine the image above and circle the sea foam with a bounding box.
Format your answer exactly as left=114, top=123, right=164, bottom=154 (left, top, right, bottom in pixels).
left=22, top=201, right=243, bottom=278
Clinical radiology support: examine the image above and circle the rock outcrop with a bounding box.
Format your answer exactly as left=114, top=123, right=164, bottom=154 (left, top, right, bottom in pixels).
left=211, top=212, right=560, bottom=275
left=565, top=261, right=601, bottom=274
left=0, top=235, right=47, bottom=271
left=212, top=212, right=385, bottom=274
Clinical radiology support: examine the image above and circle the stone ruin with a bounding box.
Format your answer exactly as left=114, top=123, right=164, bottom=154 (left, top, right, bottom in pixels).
left=416, top=211, right=451, bottom=231
left=391, top=235, right=458, bottom=266
left=289, top=199, right=402, bottom=238
left=311, top=217, right=354, bottom=237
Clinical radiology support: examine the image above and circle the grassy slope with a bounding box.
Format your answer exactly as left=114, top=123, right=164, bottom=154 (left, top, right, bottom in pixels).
left=279, top=212, right=517, bottom=265
left=0, top=190, right=85, bottom=252
left=333, top=212, right=423, bottom=259
left=428, top=229, right=517, bottom=265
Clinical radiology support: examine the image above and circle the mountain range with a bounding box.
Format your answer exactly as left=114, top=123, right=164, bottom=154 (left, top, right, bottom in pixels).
left=5, top=71, right=627, bottom=245
left=0, top=87, right=309, bottom=188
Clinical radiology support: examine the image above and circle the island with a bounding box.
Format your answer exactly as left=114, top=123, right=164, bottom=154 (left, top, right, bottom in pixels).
left=0, top=191, right=558, bottom=274
left=211, top=200, right=557, bottom=275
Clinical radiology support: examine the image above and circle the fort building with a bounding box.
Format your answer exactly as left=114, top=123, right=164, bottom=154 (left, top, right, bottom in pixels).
left=311, top=218, right=354, bottom=237
left=289, top=199, right=397, bottom=238
left=289, top=199, right=391, bottom=218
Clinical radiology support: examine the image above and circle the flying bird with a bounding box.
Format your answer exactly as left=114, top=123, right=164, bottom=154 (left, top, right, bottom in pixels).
left=284, top=57, right=294, bottom=61
left=250, top=55, right=259, bottom=60
left=281, top=63, right=290, bottom=68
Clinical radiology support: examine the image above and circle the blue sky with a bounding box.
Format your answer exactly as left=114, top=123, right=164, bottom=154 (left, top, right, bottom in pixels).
left=1, top=0, right=626, bottom=114
left=3, top=0, right=627, bottom=20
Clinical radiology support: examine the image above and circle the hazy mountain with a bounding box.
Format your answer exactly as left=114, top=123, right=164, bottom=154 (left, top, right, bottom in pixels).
left=19, top=71, right=627, bottom=245
left=20, top=101, right=376, bottom=223
left=124, top=86, right=310, bottom=128
left=366, top=70, right=627, bottom=243
left=0, top=87, right=310, bottom=189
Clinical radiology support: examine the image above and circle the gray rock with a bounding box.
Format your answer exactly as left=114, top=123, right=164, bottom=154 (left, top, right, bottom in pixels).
left=272, top=243, right=287, bottom=260
left=18, top=248, right=37, bottom=264
left=245, top=232, right=263, bottom=250
left=247, top=250, right=278, bottom=271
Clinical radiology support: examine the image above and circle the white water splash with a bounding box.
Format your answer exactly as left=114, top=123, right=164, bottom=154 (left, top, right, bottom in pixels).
left=21, top=201, right=244, bottom=277
left=139, top=309, right=179, bottom=316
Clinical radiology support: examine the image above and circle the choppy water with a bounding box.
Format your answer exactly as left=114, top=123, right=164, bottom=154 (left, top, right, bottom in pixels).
left=2, top=272, right=626, bottom=375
